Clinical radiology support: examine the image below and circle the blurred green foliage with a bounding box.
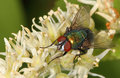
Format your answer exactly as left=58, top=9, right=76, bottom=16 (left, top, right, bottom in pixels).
left=0, top=0, right=26, bottom=51
left=0, top=0, right=120, bottom=78
left=114, top=0, right=120, bottom=12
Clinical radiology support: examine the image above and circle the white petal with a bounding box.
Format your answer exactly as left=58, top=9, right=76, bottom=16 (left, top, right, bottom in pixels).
left=96, top=12, right=113, bottom=22
left=21, top=58, right=33, bottom=63
left=4, top=38, right=11, bottom=52
left=0, top=52, right=6, bottom=56
left=89, top=72, right=105, bottom=78
left=96, top=49, right=111, bottom=60
left=78, top=0, right=96, bottom=5
left=0, top=58, right=6, bottom=74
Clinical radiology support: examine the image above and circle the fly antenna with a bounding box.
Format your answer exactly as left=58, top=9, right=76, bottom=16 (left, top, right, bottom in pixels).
left=40, top=39, right=57, bottom=48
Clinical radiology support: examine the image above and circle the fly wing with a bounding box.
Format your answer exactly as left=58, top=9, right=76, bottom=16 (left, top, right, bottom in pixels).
left=70, top=6, right=90, bottom=30
left=93, top=32, right=113, bottom=49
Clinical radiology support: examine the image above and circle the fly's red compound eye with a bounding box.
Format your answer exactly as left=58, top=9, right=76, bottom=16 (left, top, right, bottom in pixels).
left=64, top=41, right=71, bottom=52
left=57, top=36, right=66, bottom=42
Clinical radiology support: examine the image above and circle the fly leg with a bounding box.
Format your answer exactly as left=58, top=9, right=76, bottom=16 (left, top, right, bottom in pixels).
left=73, top=49, right=87, bottom=68
left=48, top=52, right=67, bottom=64
left=74, top=49, right=87, bottom=59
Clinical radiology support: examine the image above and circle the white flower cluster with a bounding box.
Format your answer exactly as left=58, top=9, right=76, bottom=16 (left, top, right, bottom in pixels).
left=0, top=0, right=118, bottom=78
left=79, top=0, right=120, bottom=36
